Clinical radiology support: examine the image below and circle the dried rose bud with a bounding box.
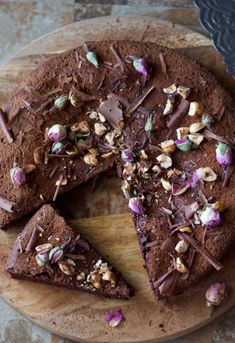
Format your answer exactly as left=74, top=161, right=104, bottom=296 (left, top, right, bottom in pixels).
left=54, top=95, right=68, bottom=110
left=206, top=281, right=227, bottom=307
left=128, top=197, right=145, bottom=215
left=216, top=142, right=233, bottom=165
left=86, top=51, right=99, bottom=68
left=144, top=113, right=154, bottom=132
left=104, top=311, right=123, bottom=327
left=175, top=139, right=192, bottom=152
left=49, top=246, right=64, bottom=264
left=121, top=149, right=134, bottom=163
left=200, top=206, right=221, bottom=227
left=51, top=141, right=65, bottom=155
left=130, top=56, right=149, bottom=76
left=10, top=166, right=26, bottom=186
left=48, top=124, right=67, bottom=142
left=35, top=251, right=49, bottom=267
left=202, top=113, right=214, bottom=128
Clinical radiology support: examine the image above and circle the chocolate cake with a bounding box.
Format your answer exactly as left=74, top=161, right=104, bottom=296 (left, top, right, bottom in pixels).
left=7, top=204, right=131, bottom=299
left=2, top=40, right=235, bottom=298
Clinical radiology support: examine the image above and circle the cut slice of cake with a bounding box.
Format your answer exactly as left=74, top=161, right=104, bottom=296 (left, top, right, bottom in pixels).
left=6, top=204, right=132, bottom=299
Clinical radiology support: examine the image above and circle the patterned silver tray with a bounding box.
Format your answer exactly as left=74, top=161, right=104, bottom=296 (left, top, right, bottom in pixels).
left=194, top=0, right=235, bottom=79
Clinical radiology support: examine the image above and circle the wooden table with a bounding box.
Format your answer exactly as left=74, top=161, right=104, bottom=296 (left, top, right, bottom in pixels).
left=1, top=2, right=235, bottom=343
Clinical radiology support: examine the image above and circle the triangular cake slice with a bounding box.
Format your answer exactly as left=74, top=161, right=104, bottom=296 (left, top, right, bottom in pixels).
left=6, top=205, right=132, bottom=299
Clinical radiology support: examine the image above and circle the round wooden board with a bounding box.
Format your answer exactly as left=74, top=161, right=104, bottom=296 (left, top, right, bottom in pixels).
left=0, top=16, right=235, bottom=343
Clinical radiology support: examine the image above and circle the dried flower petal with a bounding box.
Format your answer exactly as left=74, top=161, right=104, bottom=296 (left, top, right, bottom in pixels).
left=104, top=311, right=123, bottom=327
left=121, top=149, right=134, bottom=163
left=172, top=181, right=190, bottom=195
left=206, top=281, right=227, bottom=306
left=216, top=142, right=233, bottom=165
left=10, top=166, right=26, bottom=186
left=48, top=124, right=67, bottom=142
left=200, top=206, right=221, bottom=227
left=175, top=139, right=192, bottom=152
left=128, top=197, right=145, bottom=215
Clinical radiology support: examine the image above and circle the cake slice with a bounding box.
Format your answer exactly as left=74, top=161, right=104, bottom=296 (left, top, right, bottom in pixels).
left=6, top=204, right=132, bottom=299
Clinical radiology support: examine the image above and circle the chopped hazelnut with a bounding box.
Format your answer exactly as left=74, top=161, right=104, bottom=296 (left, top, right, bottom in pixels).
left=160, top=140, right=176, bottom=154
left=175, top=240, right=189, bottom=253
left=90, top=273, right=102, bottom=289
left=188, top=133, right=204, bottom=145
left=163, top=84, right=177, bottom=94
left=94, top=122, right=107, bottom=136
left=152, top=165, right=161, bottom=174
left=161, top=178, right=172, bottom=192
left=98, top=112, right=106, bottom=122
left=188, top=101, right=203, bottom=116
left=83, top=150, right=98, bottom=166
left=156, top=154, right=172, bottom=169
left=176, top=127, right=189, bottom=140
left=71, top=121, right=90, bottom=133
left=189, top=122, right=206, bottom=133
left=163, top=99, right=174, bottom=116
left=105, top=131, right=116, bottom=146
left=140, top=150, right=148, bottom=160
left=176, top=257, right=188, bottom=273
left=102, top=270, right=117, bottom=287
left=177, top=85, right=190, bottom=99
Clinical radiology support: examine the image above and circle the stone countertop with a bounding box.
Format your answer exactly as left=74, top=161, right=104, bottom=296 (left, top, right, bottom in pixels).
left=0, top=1, right=235, bottom=342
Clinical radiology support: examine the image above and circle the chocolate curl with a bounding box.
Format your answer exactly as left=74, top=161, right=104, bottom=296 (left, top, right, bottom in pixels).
left=167, top=99, right=190, bottom=129
left=126, top=85, right=154, bottom=115
left=203, top=129, right=235, bottom=149
left=53, top=174, right=63, bottom=201
left=177, top=232, right=223, bottom=271
left=25, top=226, right=39, bottom=252
left=110, top=44, right=125, bottom=73
left=153, top=267, right=176, bottom=289
left=223, top=164, right=234, bottom=186
left=159, top=53, right=167, bottom=75
left=0, top=109, right=13, bottom=143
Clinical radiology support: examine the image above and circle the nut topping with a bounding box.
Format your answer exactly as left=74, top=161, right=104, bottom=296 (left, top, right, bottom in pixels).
left=35, top=243, right=52, bottom=253
left=175, top=240, right=189, bottom=253
left=163, top=84, right=177, bottom=94
left=163, top=99, right=174, bottom=116
left=90, top=273, right=102, bottom=289
left=94, top=123, right=107, bottom=136
left=176, top=257, right=188, bottom=273
left=188, top=101, right=203, bottom=116
left=102, top=270, right=117, bottom=287
left=177, top=85, right=190, bottom=99
left=156, top=154, right=172, bottom=169
left=58, top=258, right=76, bottom=275
left=176, top=127, right=189, bottom=140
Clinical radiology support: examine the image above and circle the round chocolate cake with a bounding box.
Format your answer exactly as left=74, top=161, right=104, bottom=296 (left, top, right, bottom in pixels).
left=1, top=40, right=235, bottom=298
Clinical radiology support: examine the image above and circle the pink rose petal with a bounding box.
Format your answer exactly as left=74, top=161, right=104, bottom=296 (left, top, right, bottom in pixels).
left=104, top=311, right=124, bottom=327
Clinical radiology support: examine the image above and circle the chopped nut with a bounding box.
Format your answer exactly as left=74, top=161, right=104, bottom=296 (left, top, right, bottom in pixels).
left=212, top=201, right=224, bottom=212
left=102, top=270, right=117, bottom=287
left=167, top=168, right=182, bottom=178
left=98, top=112, right=106, bottom=122
left=160, top=140, right=176, bottom=154
left=58, top=258, right=76, bottom=276
left=90, top=273, right=102, bottom=289
left=88, top=110, right=98, bottom=120
left=189, top=122, right=206, bottom=133
left=163, top=84, right=177, bottom=94
left=101, top=151, right=114, bottom=159
left=94, top=259, right=102, bottom=269
left=94, top=122, right=107, bottom=136
left=163, top=99, right=174, bottom=115
left=140, top=150, right=148, bottom=160
left=188, top=133, right=204, bottom=145
left=105, top=132, right=116, bottom=146
left=65, top=144, right=79, bottom=156
left=177, top=85, right=191, bottom=99
left=33, top=147, right=44, bottom=165
left=137, top=161, right=151, bottom=174
left=176, top=127, right=189, bottom=140
left=56, top=176, right=67, bottom=186
left=71, top=121, right=90, bottom=134
left=161, top=178, right=172, bottom=192
left=83, top=150, right=98, bottom=166
left=99, top=262, right=109, bottom=274
left=35, top=243, right=52, bottom=253
left=152, top=165, right=161, bottom=174
left=179, top=226, right=192, bottom=233
left=123, top=163, right=136, bottom=178
left=175, top=240, right=189, bottom=253
left=121, top=180, right=131, bottom=199
left=196, top=167, right=217, bottom=182
left=156, top=154, right=172, bottom=169
left=69, top=88, right=80, bottom=107
left=77, top=271, right=86, bottom=281
left=188, top=101, right=203, bottom=116
left=176, top=257, right=188, bottom=273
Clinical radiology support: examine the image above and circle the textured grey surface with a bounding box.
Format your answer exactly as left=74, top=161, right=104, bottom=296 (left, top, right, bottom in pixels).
left=0, top=0, right=235, bottom=342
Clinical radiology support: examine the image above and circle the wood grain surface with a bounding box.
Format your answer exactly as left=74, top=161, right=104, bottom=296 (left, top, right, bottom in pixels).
left=0, top=16, right=235, bottom=343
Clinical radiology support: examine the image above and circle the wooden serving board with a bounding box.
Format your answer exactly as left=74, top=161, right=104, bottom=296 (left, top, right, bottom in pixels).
left=0, top=16, right=235, bottom=343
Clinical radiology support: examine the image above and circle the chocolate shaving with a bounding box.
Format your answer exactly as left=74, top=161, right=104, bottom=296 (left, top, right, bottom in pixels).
left=157, top=270, right=179, bottom=297
left=111, top=93, right=149, bottom=115
left=126, top=85, right=155, bottom=115
left=97, top=72, right=106, bottom=91
left=97, top=94, right=123, bottom=127
left=0, top=195, right=15, bottom=213
left=217, top=104, right=226, bottom=121
left=223, top=164, right=234, bottom=186
left=153, top=266, right=175, bottom=289
left=203, top=129, right=235, bottom=149
left=167, top=99, right=190, bottom=129
left=187, top=248, right=196, bottom=269
left=159, top=53, right=167, bottom=74
left=22, top=99, right=33, bottom=111
left=145, top=240, right=158, bottom=248
left=110, top=44, right=125, bottom=73
left=202, top=225, right=208, bottom=246
left=197, top=188, right=208, bottom=204
left=178, top=232, right=223, bottom=271
left=35, top=223, right=44, bottom=232
left=184, top=202, right=199, bottom=220
left=0, top=109, right=13, bottom=143
left=149, top=144, right=165, bottom=154
left=65, top=253, right=85, bottom=260
left=49, top=164, right=59, bottom=178
left=53, top=174, right=63, bottom=201
left=25, top=227, right=38, bottom=252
